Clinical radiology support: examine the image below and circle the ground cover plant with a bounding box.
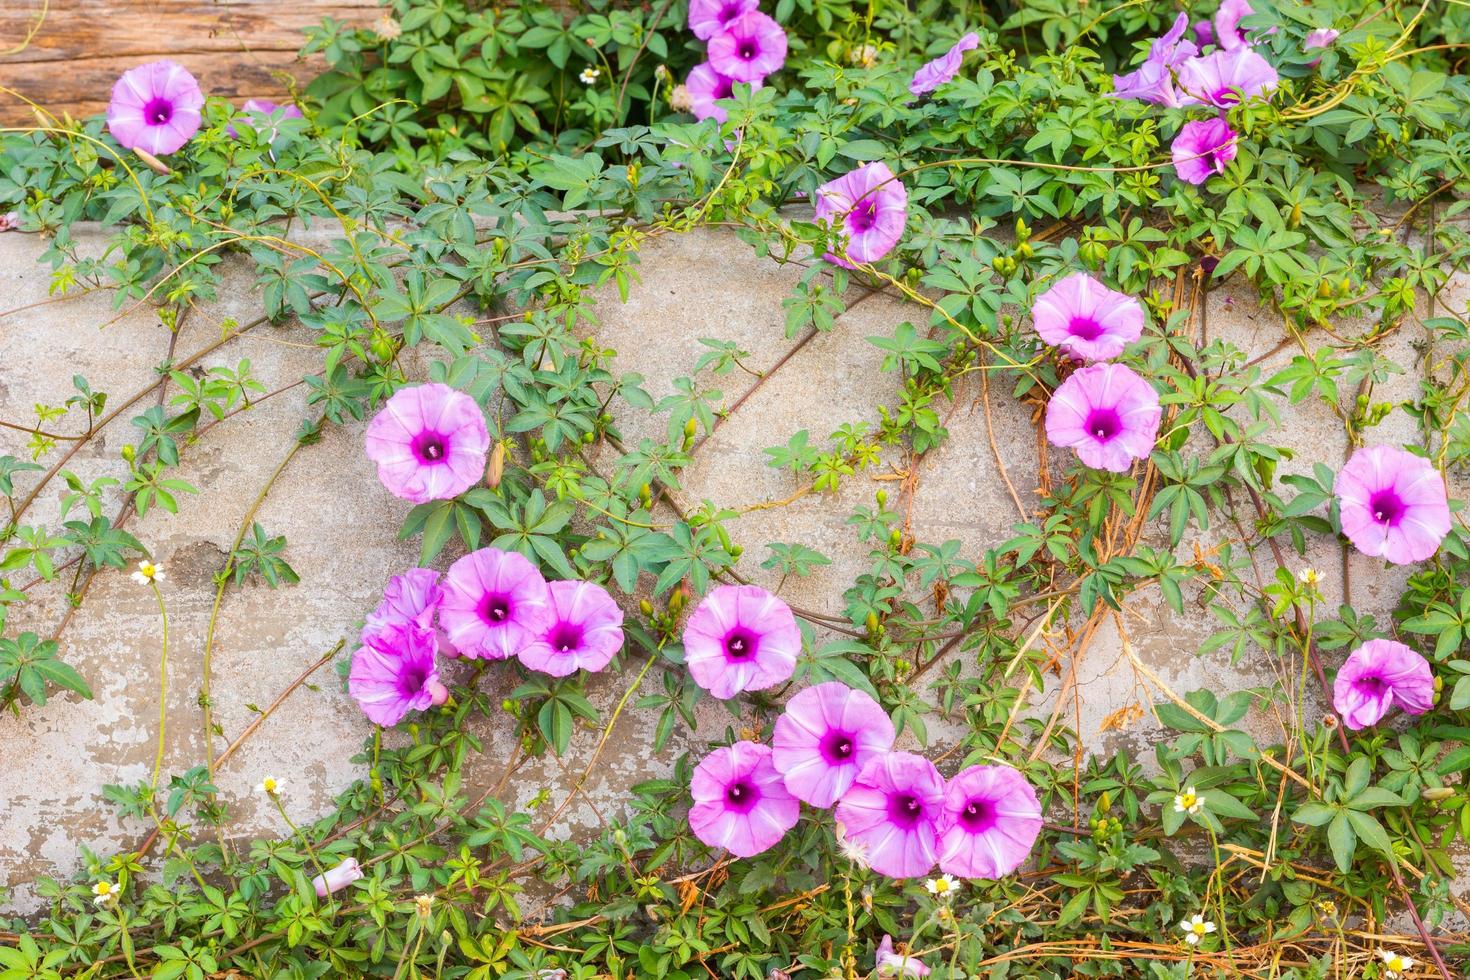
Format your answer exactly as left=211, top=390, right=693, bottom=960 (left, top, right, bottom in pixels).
left=2, top=0, right=1470, bottom=976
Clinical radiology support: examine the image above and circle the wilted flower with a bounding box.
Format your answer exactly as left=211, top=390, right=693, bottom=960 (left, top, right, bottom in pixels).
left=1334, top=445, right=1450, bottom=565
left=814, top=162, right=908, bottom=269
left=1333, top=639, right=1434, bottom=730
left=1031, top=272, right=1145, bottom=361
left=517, top=579, right=625, bottom=677
left=875, top=935, right=930, bottom=977
left=706, top=12, right=788, bottom=83
left=670, top=83, right=695, bottom=112
left=1171, top=117, right=1238, bottom=185
left=1177, top=47, right=1279, bottom=107
left=835, top=820, right=870, bottom=867
left=1179, top=913, right=1216, bottom=945
left=908, top=32, right=980, bottom=97
left=227, top=99, right=303, bottom=140
left=374, top=14, right=402, bottom=40
left=1110, top=13, right=1197, bottom=106
left=439, top=547, right=553, bottom=660
left=131, top=559, right=165, bottom=586
left=1173, top=786, right=1204, bottom=815
left=687, top=0, right=759, bottom=41
left=107, top=60, right=204, bottom=156
left=365, top=383, right=490, bottom=504
left=1297, top=567, right=1322, bottom=587
left=936, top=763, right=1042, bottom=879
left=834, top=752, right=946, bottom=879
left=348, top=622, right=448, bottom=727
left=311, top=858, right=364, bottom=898
left=849, top=42, right=879, bottom=68
left=689, top=741, right=800, bottom=857
left=414, top=894, right=434, bottom=918
left=1044, top=363, right=1161, bottom=472
left=682, top=584, right=800, bottom=698
left=771, top=681, right=895, bottom=807
left=0, top=211, right=19, bottom=232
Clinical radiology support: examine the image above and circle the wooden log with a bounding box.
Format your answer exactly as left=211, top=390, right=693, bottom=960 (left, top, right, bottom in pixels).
left=0, top=0, right=379, bottom=125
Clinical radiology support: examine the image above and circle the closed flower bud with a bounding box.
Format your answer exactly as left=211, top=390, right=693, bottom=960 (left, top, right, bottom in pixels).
left=876, top=489, right=888, bottom=507
left=639, top=599, right=654, bottom=617
left=485, top=441, right=505, bottom=489
left=1422, top=786, right=1454, bottom=802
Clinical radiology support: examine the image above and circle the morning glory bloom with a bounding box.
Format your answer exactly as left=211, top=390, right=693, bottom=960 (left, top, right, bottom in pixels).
left=1333, top=639, right=1434, bottom=730
left=1177, top=47, right=1279, bottom=107
left=834, top=752, right=946, bottom=879
left=707, top=12, right=788, bottom=83
left=1334, top=446, right=1451, bottom=564
left=685, top=62, right=760, bottom=123
left=517, top=579, right=625, bottom=677
left=1172, top=118, right=1239, bottom=185
left=365, top=383, right=490, bottom=504
left=1044, top=363, right=1161, bottom=473
left=439, top=547, right=553, bottom=660
left=689, top=741, right=800, bottom=857
left=687, top=0, right=759, bottom=41
left=106, top=60, right=205, bottom=156
left=814, top=162, right=909, bottom=269
left=1110, top=13, right=1198, bottom=106
left=771, top=682, right=895, bottom=807
left=1031, top=272, right=1145, bottom=361
left=936, top=764, right=1043, bottom=879
left=683, top=584, right=801, bottom=698
left=908, top=32, right=980, bottom=97
left=348, top=623, right=448, bottom=727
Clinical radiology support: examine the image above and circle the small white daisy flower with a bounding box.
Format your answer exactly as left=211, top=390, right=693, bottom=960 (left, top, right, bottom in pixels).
left=1178, top=913, right=1216, bottom=945
left=130, top=560, right=165, bottom=585
left=579, top=66, right=601, bottom=85
left=1378, top=949, right=1415, bottom=978
left=414, top=894, right=434, bottom=918
left=92, top=880, right=117, bottom=907
left=924, top=874, right=960, bottom=899
left=1298, top=567, right=1321, bottom=586
left=256, top=775, right=283, bottom=795
left=1173, top=786, right=1204, bottom=815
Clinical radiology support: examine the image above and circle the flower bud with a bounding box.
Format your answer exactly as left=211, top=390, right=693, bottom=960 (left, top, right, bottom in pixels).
left=485, top=441, right=505, bottom=489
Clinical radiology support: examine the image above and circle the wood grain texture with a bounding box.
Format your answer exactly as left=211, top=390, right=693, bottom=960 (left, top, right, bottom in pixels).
left=0, top=1, right=379, bottom=124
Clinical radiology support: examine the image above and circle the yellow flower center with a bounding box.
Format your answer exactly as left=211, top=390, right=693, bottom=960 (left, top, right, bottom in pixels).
left=140, top=563, right=155, bottom=577
left=1387, top=957, right=1406, bottom=971
left=1180, top=793, right=1196, bottom=808
left=96, top=882, right=112, bottom=895
left=1191, top=922, right=1207, bottom=934
left=263, top=778, right=277, bottom=791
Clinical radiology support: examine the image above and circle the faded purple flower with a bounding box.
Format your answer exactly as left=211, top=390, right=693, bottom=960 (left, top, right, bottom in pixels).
left=814, top=162, right=908, bottom=269
left=707, top=12, right=787, bottom=84
left=688, top=0, right=759, bottom=41
left=685, top=62, right=760, bottom=124
left=1177, top=47, right=1279, bottom=107
left=1110, top=13, right=1198, bottom=106
left=683, top=584, right=800, bottom=698
left=689, top=741, right=800, bottom=857
left=1044, top=363, right=1161, bottom=473
left=1213, top=0, right=1255, bottom=49
left=937, top=764, right=1043, bottom=879
left=1305, top=27, right=1340, bottom=50
left=365, top=383, right=490, bottom=504
left=1335, top=446, right=1450, bottom=565
left=311, top=858, right=364, bottom=898
left=363, top=568, right=442, bottom=636
left=106, top=60, right=204, bottom=156
left=1333, top=639, right=1434, bottom=730
left=772, top=682, right=895, bottom=807
left=1032, top=273, right=1145, bottom=361
left=348, top=622, right=448, bottom=727
left=908, top=32, right=980, bottom=97
left=517, top=579, right=624, bottom=677
left=876, top=935, right=930, bottom=978
left=834, top=752, right=945, bottom=879
left=1172, top=117, right=1238, bottom=185
left=0, top=211, right=18, bottom=233
left=439, top=547, right=553, bottom=660
left=227, top=98, right=304, bottom=140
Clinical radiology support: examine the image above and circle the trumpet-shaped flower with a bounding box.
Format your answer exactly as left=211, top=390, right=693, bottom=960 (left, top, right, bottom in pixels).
left=1044, top=363, right=1161, bottom=472
left=771, top=682, right=895, bottom=807
left=834, top=752, right=945, bottom=879
left=439, top=547, right=553, bottom=661
left=689, top=741, right=800, bottom=857
left=365, top=383, right=490, bottom=504
left=107, top=61, right=204, bottom=155
left=1334, top=446, right=1450, bottom=565
left=683, top=584, right=800, bottom=698
left=1332, top=639, right=1434, bottom=730
left=517, top=579, right=624, bottom=676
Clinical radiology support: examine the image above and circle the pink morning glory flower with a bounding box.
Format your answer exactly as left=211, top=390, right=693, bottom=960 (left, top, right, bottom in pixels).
left=311, top=858, right=364, bottom=898
left=684, top=62, right=760, bottom=124
left=439, top=547, right=553, bottom=660
left=1305, top=27, right=1340, bottom=50
left=707, top=12, right=788, bottom=84
left=771, top=682, right=895, bottom=807
left=1333, top=639, right=1434, bottom=730
left=1177, top=47, right=1279, bottom=107
left=1171, top=118, right=1238, bottom=185
left=517, top=579, right=624, bottom=677
left=106, top=60, right=205, bottom=156
left=682, top=584, right=800, bottom=699
left=937, top=764, right=1043, bottom=879
left=1193, top=19, right=1215, bottom=47
left=1334, top=446, right=1450, bottom=565
left=688, top=0, right=759, bottom=41
left=1110, top=13, right=1198, bottom=106
left=908, top=32, right=980, bottom=97
left=1213, top=0, right=1253, bottom=48
left=227, top=99, right=304, bottom=140
left=348, top=623, right=448, bottom=727
left=834, top=751, right=946, bottom=879
left=1044, top=363, right=1161, bottom=473
left=1032, top=273, right=1145, bottom=361
left=364, top=383, right=490, bottom=504
left=876, top=935, right=930, bottom=978
left=363, top=568, right=442, bottom=635
left=814, top=162, right=908, bottom=269
left=689, top=741, right=800, bottom=857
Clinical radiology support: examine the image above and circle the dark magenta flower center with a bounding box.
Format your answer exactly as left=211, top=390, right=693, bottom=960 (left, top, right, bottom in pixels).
left=1357, top=674, right=1387, bottom=696
left=724, top=779, right=760, bottom=812
left=400, top=665, right=429, bottom=696
left=820, top=731, right=856, bottom=763
left=958, top=796, right=997, bottom=832
left=848, top=197, right=879, bottom=233
left=1369, top=489, right=1405, bottom=526
left=887, top=792, right=926, bottom=829
left=720, top=3, right=743, bottom=22
left=480, top=594, right=512, bottom=625
left=1068, top=316, right=1105, bottom=341
left=1084, top=407, right=1122, bottom=442
left=143, top=98, right=174, bottom=125
left=712, top=77, right=733, bottom=100
left=412, top=431, right=449, bottom=463
left=724, top=627, right=760, bottom=661
left=1211, top=87, right=1241, bottom=106
left=737, top=39, right=758, bottom=60
left=548, top=621, right=583, bottom=653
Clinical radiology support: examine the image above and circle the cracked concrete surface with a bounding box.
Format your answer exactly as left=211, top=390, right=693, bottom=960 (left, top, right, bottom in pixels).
left=0, top=223, right=1465, bottom=913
